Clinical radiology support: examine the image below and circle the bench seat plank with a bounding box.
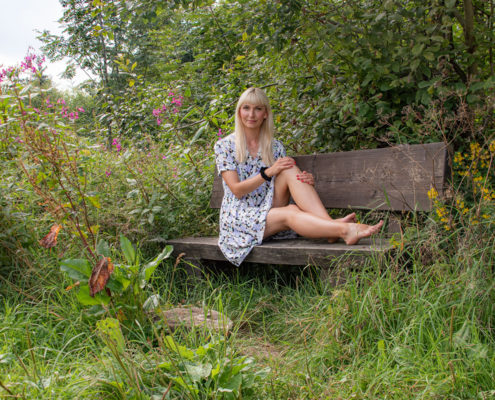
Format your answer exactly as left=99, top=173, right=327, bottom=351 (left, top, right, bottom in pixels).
left=168, top=236, right=394, bottom=266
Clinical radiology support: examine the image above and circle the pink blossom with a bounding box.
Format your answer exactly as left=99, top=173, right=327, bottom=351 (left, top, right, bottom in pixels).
left=57, top=98, right=66, bottom=106
left=168, top=91, right=174, bottom=97
left=173, top=108, right=178, bottom=114
left=77, top=107, right=85, bottom=112
left=161, top=105, right=167, bottom=112
left=105, top=170, right=111, bottom=177
left=152, top=108, right=161, bottom=117
left=156, top=118, right=162, bottom=125
left=68, top=111, right=79, bottom=121
left=112, top=138, right=122, bottom=152
left=162, top=155, right=167, bottom=160
left=138, top=168, right=143, bottom=174
left=217, top=128, right=223, bottom=138
left=33, top=108, right=40, bottom=113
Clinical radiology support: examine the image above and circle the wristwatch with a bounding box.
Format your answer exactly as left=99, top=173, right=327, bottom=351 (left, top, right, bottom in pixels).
left=260, top=167, right=272, bottom=182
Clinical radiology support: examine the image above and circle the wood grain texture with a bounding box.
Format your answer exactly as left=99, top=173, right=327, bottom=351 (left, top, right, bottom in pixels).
left=168, top=236, right=393, bottom=266
left=210, top=142, right=449, bottom=211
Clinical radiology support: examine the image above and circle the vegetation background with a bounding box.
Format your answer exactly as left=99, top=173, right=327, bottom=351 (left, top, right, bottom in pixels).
left=0, top=0, right=494, bottom=398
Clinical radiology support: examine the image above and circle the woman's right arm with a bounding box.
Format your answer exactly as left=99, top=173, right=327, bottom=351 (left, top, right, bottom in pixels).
left=222, top=157, right=296, bottom=199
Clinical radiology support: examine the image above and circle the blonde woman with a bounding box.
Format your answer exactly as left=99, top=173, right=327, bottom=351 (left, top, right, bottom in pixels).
left=214, top=87, right=383, bottom=266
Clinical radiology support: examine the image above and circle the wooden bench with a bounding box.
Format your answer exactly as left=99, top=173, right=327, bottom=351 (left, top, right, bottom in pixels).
left=168, top=142, right=450, bottom=267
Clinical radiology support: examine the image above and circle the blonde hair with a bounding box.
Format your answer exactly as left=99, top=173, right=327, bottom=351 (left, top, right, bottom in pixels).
left=234, top=87, right=275, bottom=166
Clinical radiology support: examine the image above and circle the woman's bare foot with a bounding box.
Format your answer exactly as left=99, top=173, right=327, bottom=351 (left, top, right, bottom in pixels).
left=328, top=212, right=357, bottom=243
left=336, top=212, right=356, bottom=223
left=343, top=220, right=384, bottom=245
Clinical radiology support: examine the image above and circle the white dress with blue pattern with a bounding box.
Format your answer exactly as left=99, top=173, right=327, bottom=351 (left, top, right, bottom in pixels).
left=214, top=134, right=289, bottom=266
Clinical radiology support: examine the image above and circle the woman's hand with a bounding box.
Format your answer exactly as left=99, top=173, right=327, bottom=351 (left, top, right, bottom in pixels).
left=265, top=157, right=296, bottom=177
left=297, top=171, right=315, bottom=186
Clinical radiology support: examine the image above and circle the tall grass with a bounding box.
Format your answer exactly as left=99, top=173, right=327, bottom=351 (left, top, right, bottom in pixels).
left=1, top=230, right=494, bottom=399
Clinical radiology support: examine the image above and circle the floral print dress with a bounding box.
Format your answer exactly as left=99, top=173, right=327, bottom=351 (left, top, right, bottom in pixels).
left=214, top=134, right=291, bottom=266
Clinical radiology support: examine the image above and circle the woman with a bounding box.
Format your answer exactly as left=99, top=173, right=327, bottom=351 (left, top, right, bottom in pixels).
left=214, top=87, right=383, bottom=266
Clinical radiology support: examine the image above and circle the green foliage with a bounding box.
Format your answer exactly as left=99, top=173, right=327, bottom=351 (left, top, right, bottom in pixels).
left=60, top=236, right=172, bottom=320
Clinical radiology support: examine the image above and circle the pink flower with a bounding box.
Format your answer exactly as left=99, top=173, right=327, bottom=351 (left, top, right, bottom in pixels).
left=168, top=91, right=174, bottom=97
left=33, top=108, right=40, bottom=113
left=105, top=170, right=111, bottom=177
left=112, top=138, right=122, bottom=152
left=173, top=108, right=178, bottom=114
left=161, top=105, right=167, bottom=112
left=217, top=128, right=223, bottom=138
left=78, top=107, right=85, bottom=112
left=57, top=98, right=66, bottom=106
left=138, top=168, right=143, bottom=174
left=152, top=108, right=161, bottom=117
left=162, top=155, right=167, bottom=160
left=156, top=118, right=162, bottom=125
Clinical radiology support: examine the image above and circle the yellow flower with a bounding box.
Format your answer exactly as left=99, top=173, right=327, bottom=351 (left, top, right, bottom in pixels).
left=436, top=207, right=448, bottom=218
left=470, top=142, right=481, bottom=158
left=489, top=140, right=495, bottom=154
left=482, top=214, right=490, bottom=220
left=428, top=187, right=438, bottom=199
left=453, top=152, right=464, bottom=164
left=444, top=225, right=451, bottom=231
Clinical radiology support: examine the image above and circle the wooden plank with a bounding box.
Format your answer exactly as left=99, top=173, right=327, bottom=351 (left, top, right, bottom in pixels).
left=168, top=236, right=393, bottom=266
left=210, top=142, right=449, bottom=211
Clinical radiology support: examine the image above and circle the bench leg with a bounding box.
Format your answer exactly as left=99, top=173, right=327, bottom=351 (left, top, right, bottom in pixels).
left=183, top=257, right=204, bottom=280
left=319, top=256, right=366, bottom=286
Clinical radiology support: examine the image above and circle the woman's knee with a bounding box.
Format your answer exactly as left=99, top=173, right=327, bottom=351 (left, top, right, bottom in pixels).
left=277, top=165, right=301, bottom=180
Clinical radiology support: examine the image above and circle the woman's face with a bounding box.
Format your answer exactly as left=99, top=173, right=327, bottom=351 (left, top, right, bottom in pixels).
left=239, top=103, right=267, bottom=131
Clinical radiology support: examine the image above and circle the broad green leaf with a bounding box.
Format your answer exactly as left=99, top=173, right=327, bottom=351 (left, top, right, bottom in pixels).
left=412, top=44, right=424, bottom=57
left=96, top=318, right=125, bottom=353
left=163, top=336, right=194, bottom=360
left=191, top=123, right=207, bottom=144
left=61, top=259, right=91, bottom=280
left=143, top=294, right=161, bottom=311
left=96, top=239, right=111, bottom=257
left=185, top=363, right=212, bottom=382
left=140, top=245, right=173, bottom=282
left=106, top=276, right=124, bottom=293
left=76, top=284, right=110, bottom=305
left=120, top=235, right=136, bottom=265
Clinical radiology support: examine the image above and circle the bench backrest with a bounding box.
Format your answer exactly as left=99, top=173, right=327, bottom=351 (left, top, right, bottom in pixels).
left=210, top=142, right=450, bottom=212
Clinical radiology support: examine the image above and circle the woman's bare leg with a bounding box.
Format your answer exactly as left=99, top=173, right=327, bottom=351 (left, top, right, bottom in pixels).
left=264, top=205, right=383, bottom=244
left=272, top=166, right=355, bottom=241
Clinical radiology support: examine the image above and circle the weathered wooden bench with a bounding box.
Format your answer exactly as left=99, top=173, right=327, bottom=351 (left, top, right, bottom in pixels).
left=168, top=142, right=449, bottom=268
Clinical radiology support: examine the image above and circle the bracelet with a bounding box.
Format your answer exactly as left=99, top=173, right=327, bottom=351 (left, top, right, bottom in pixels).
left=260, top=167, right=272, bottom=182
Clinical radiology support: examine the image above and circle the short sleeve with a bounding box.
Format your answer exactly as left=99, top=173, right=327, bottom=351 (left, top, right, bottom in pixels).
left=273, top=140, right=287, bottom=159
left=214, top=138, right=237, bottom=174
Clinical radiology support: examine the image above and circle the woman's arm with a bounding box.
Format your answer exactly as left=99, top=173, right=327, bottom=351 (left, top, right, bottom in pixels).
left=222, top=157, right=296, bottom=199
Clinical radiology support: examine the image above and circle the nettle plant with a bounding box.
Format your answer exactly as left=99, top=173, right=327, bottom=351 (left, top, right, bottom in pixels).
left=61, top=235, right=172, bottom=317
